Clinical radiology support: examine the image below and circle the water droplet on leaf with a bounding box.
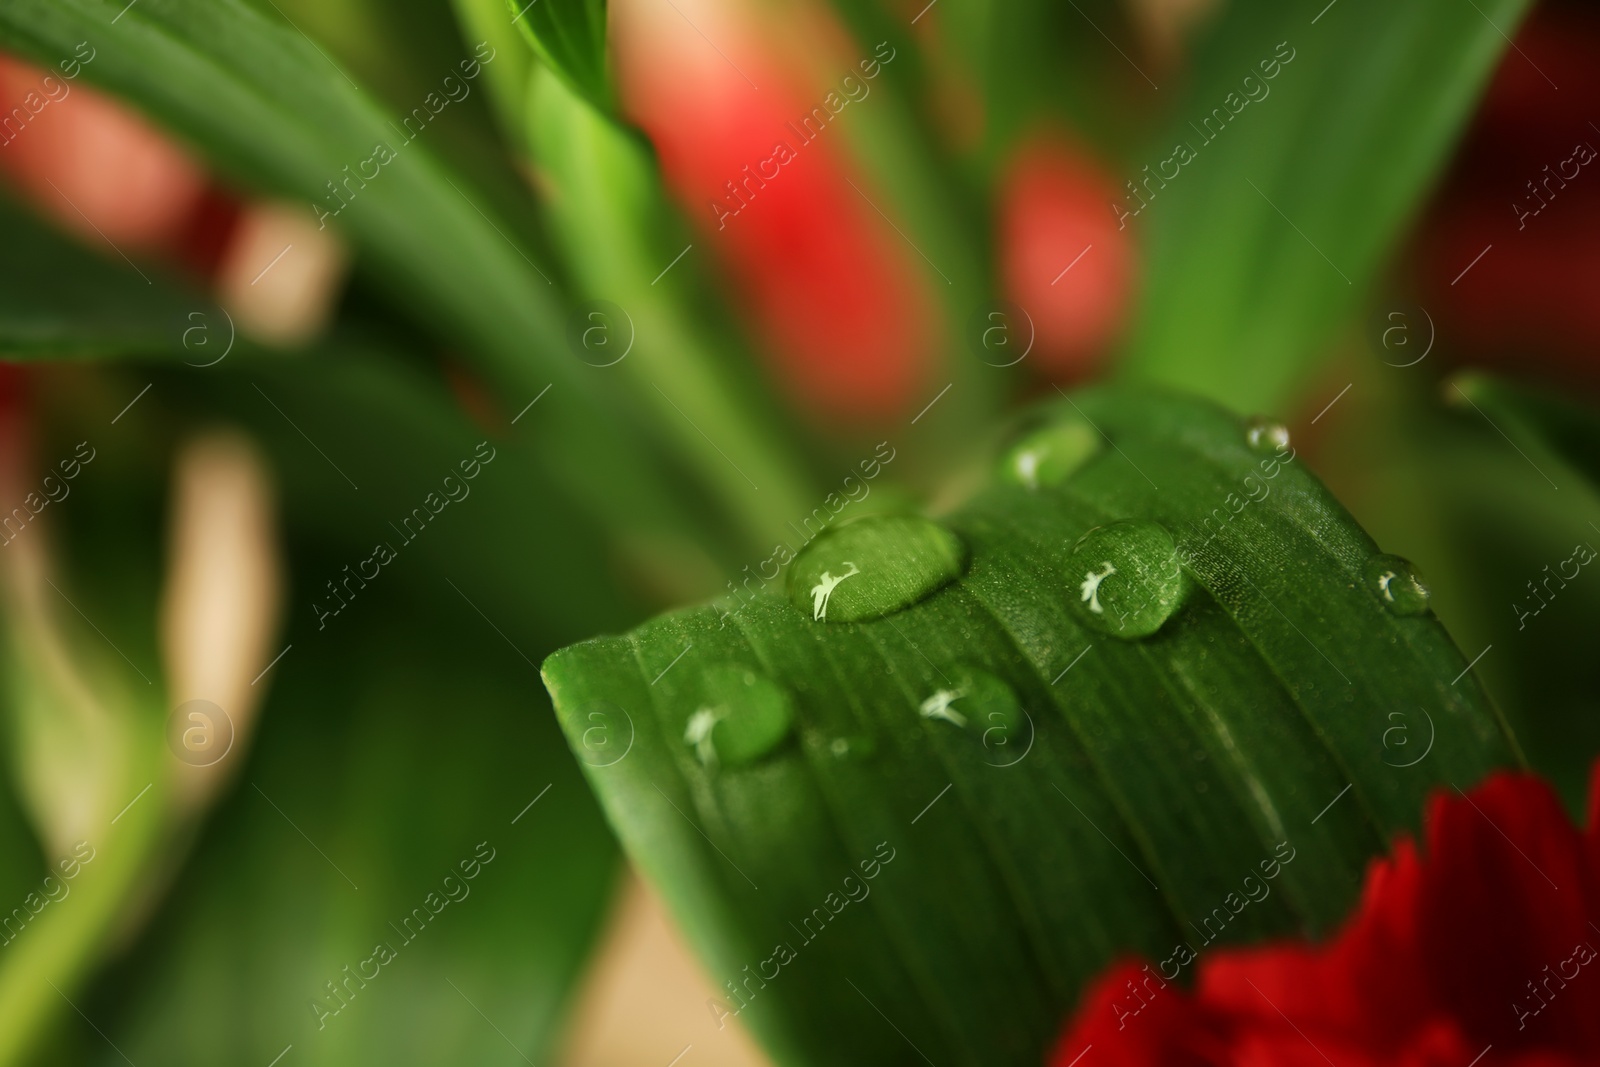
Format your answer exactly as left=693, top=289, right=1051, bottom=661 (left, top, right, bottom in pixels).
left=1000, top=419, right=1100, bottom=490
left=827, top=735, right=876, bottom=760
left=1366, top=554, right=1430, bottom=616
left=788, top=516, right=967, bottom=623
left=1245, top=417, right=1290, bottom=454
left=918, top=687, right=971, bottom=728
left=684, top=664, right=794, bottom=766
left=1067, top=520, right=1187, bottom=638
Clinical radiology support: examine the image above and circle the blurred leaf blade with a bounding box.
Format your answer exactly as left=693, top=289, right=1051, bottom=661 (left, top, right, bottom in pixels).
left=96, top=581, right=618, bottom=1066
left=0, top=0, right=714, bottom=554
left=8, top=347, right=631, bottom=1065
left=1122, top=0, right=1531, bottom=412
left=0, top=193, right=206, bottom=362
left=541, top=386, right=1521, bottom=1066
left=522, top=65, right=818, bottom=549
left=507, top=0, right=610, bottom=110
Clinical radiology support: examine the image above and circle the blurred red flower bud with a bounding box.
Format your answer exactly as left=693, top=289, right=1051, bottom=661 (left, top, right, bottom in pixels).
left=612, top=0, right=933, bottom=421
left=998, top=133, right=1135, bottom=382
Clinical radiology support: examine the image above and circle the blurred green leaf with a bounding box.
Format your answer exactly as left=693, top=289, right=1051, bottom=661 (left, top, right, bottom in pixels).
left=542, top=387, right=1520, bottom=1066
left=507, top=0, right=610, bottom=111
left=523, top=66, right=817, bottom=550
left=0, top=0, right=712, bottom=552
left=446, top=0, right=536, bottom=148
left=0, top=351, right=630, bottom=1065
left=244, top=0, right=537, bottom=220
left=0, top=396, right=183, bottom=1067
left=0, top=194, right=209, bottom=362
left=91, top=578, right=618, bottom=1066
left=937, top=0, right=1148, bottom=161
left=1122, top=0, right=1530, bottom=412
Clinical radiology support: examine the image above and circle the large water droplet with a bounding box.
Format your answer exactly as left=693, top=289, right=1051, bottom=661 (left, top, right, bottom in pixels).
left=683, top=664, right=794, bottom=767
left=788, top=515, right=967, bottom=623
left=1366, top=554, right=1430, bottom=616
left=1067, top=520, right=1187, bottom=638
left=1245, top=417, right=1291, bottom=454
left=1000, top=419, right=1100, bottom=490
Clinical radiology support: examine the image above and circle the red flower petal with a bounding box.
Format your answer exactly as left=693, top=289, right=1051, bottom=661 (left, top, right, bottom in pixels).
left=1053, top=761, right=1600, bottom=1066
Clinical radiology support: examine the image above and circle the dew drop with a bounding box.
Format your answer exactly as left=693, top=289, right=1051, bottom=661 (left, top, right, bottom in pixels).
left=683, top=664, right=795, bottom=767
left=1245, top=417, right=1291, bottom=454
left=1366, top=554, right=1430, bottom=616
left=1000, top=419, right=1100, bottom=490
left=827, top=735, right=877, bottom=760
left=918, top=667, right=1030, bottom=764
left=788, top=515, right=967, bottom=623
left=1066, top=520, right=1187, bottom=638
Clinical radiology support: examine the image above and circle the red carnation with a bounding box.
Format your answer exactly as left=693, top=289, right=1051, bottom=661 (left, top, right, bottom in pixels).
left=1053, top=763, right=1600, bottom=1066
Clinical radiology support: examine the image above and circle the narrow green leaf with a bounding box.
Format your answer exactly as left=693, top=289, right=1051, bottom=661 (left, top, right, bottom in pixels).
left=0, top=194, right=209, bottom=361
left=506, top=0, right=610, bottom=111
left=522, top=66, right=819, bottom=550
left=1122, top=0, right=1531, bottom=412
left=542, top=386, right=1521, bottom=1065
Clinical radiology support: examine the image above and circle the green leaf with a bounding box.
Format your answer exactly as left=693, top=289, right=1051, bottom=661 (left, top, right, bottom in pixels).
left=541, top=387, right=1522, bottom=1065
left=1317, top=370, right=1600, bottom=812
left=934, top=0, right=1148, bottom=160
left=0, top=0, right=711, bottom=554
left=506, top=0, right=610, bottom=111
left=0, top=353, right=626, bottom=1065
left=0, top=194, right=210, bottom=362
left=447, top=0, right=536, bottom=146
left=1121, top=0, right=1531, bottom=412
left=522, top=66, right=817, bottom=550
left=91, top=579, right=618, bottom=1066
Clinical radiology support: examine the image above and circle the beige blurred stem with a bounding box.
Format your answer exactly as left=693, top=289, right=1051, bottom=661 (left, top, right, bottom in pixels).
left=0, top=425, right=283, bottom=1067
left=159, top=429, right=283, bottom=813
left=560, top=874, right=772, bottom=1067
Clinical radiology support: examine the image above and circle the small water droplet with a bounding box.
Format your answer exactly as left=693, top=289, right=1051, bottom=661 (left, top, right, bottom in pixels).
left=1366, top=554, right=1430, bottom=616
left=1000, top=419, right=1100, bottom=490
left=827, top=735, right=876, bottom=760
left=1245, top=417, right=1291, bottom=454
left=1067, top=520, right=1187, bottom=638
left=683, top=664, right=794, bottom=767
left=788, top=515, right=967, bottom=623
